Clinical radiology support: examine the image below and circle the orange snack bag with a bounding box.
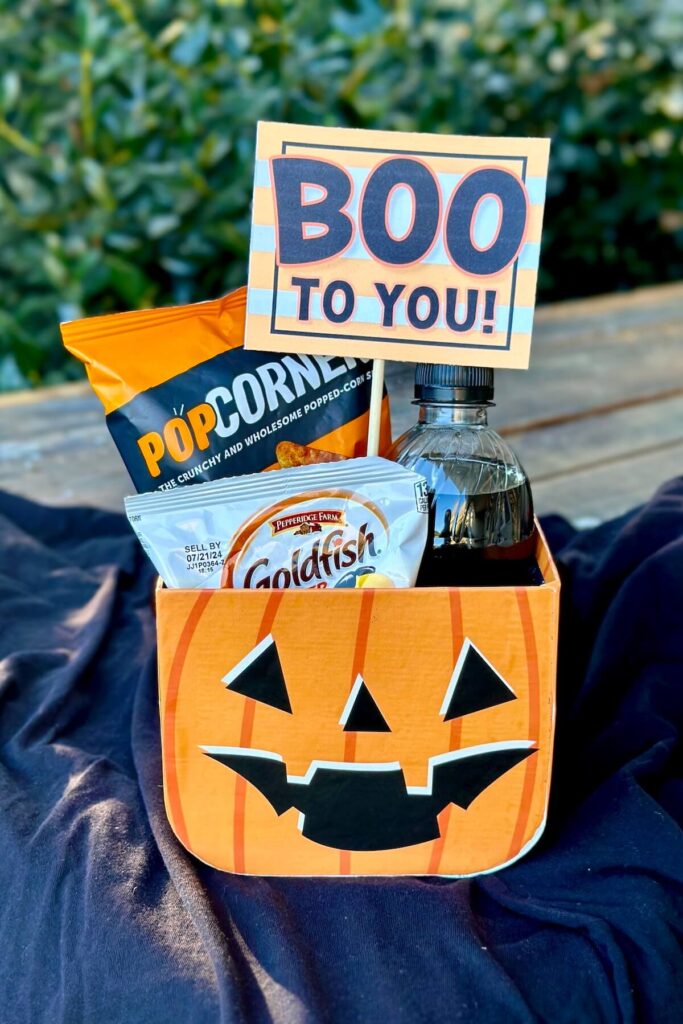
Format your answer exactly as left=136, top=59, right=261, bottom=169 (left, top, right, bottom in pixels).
left=61, top=287, right=391, bottom=493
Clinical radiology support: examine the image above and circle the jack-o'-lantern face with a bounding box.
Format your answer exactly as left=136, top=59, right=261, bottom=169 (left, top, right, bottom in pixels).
left=157, top=573, right=558, bottom=877
left=202, top=634, right=535, bottom=851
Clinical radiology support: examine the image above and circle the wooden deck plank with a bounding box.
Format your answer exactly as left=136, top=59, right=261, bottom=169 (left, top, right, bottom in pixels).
left=506, top=394, right=683, bottom=482
left=0, top=282, right=681, bottom=522
left=388, top=280, right=683, bottom=436
left=519, top=281, right=683, bottom=346
left=532, top=443, right=683, bottom=525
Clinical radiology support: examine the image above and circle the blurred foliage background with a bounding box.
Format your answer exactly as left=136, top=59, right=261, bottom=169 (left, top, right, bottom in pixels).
left=0, top=0, right=682, bottom=389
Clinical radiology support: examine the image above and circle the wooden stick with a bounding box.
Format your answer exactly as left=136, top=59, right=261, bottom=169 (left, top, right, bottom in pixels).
left=366, top=359, right=385, bottom=456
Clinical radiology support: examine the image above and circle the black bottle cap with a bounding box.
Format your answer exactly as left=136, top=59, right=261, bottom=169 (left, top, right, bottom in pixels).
left=414, top=364, right=494, bottom=404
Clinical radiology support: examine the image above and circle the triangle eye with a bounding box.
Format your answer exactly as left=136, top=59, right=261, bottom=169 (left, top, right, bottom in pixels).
left=222, top=634, right=292, bottom=713
left=340, top=674, right=391, bottom=733
left=441, top=640, right=516, bottom=721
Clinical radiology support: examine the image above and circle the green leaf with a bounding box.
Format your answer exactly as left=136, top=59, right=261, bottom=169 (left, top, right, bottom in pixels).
left=147, top=213, right=181, bottom=238
left=0, top=353, right=29, bottom=390
left=80, top=158, right=114, bottom=207
left=170, top=20, right=210, bottom=67
left=104, top=254, right=154, bottom=307
left=1, top=70, right=20, bottom=111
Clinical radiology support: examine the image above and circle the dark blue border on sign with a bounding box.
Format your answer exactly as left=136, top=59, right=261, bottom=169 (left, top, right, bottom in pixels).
left=269, top=139, right=528, bottom=352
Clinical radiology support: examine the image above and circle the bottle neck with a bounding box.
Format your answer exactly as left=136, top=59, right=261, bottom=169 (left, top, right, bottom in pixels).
left=417, top=402, right=489, bottom=425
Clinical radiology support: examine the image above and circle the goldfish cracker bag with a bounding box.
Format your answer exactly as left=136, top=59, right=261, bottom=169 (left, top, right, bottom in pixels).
left=61, top=287, right=391, bottom=492
left=124, top=457, right=428, bottom=590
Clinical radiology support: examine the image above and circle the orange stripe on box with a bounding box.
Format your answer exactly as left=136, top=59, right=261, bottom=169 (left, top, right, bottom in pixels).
left=427, top=718, right=463, bottom=874
left=351, top=589, right=375, bottom=682
left=343, top=732, right=357, bottom=763
left=507, top=589, right=541, bottom=861
left=340, top=589, right=375, bottom=875
left=257, top=591, right=285, bottom=643
left=233, top=592, right=284, bottom=874
left=163, top=591, right=214, bottom=849
left=427, top=591, right=464, bottom=874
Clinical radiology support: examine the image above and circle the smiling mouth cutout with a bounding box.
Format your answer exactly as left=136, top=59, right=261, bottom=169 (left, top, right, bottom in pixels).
left=202, top=741, right=535, bottom=851
left=202, top=634, right=536, bottom=852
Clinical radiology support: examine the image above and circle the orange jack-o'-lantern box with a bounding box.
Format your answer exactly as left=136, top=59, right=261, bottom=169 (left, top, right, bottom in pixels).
left=155, top=523, right=559, bottom=877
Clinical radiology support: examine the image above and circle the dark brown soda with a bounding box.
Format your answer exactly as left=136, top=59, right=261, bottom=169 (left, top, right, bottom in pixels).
left=413, top=463, right=541, bottom=588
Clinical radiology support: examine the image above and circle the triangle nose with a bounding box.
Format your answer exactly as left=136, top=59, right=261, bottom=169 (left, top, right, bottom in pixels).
left=340, top=674, right=391, bottom=733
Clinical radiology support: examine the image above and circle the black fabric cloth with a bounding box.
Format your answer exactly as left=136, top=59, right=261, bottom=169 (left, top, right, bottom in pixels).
left=1, top=480, right=682, bottom=1024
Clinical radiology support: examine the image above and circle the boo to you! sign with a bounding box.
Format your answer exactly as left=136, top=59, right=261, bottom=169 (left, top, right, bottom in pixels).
left=246, top=122, right=550, bottom=369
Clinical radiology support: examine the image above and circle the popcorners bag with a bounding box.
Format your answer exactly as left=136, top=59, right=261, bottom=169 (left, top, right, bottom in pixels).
left=61, top=287, right=391, bottom=493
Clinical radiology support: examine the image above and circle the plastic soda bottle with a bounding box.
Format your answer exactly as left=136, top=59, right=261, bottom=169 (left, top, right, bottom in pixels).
left=389, top=364, right=539, bottom=587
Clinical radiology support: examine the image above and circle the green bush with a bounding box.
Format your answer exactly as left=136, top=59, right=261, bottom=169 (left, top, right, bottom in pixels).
left=0, top=0, right=681, bottom=388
